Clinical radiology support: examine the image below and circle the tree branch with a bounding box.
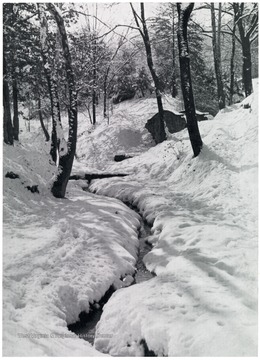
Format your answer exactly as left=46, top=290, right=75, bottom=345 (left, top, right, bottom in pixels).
left=250, top=31, right=258, bottom=44
left=130, top=2, right=145, bottom=41
left=246, top=13, right=258, bottom=38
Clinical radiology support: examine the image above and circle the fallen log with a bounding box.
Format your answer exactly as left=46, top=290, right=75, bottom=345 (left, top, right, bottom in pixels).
left=69, top=173, right=129, bottom=181
left=114, top=154, right=133, bottom=162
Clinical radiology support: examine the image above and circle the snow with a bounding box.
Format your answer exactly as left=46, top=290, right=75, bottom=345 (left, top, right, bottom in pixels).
left=3, top=79, right=258, bottom=356
left=89, top=80, right=258, bottom=356
left=3, top=129, right=140, bottom=355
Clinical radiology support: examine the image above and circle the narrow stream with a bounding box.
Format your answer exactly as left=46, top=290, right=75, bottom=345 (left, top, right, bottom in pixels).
left=68, top=203, right=154, bottom=345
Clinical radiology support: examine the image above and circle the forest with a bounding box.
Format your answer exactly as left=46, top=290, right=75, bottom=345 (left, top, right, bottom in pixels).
left=3, top=2, right=258, bottom=357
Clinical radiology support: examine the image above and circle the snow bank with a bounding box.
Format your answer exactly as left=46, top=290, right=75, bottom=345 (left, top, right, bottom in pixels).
left=3, top=133, right=140, bottom=356
left=3, top=82, right=258, bottom=356
left=89, top=81, right=258, bottom=356
left=74, top=95, right=182, bottom=171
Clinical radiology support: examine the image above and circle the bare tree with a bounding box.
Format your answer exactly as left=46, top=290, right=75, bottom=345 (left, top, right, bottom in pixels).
left=130, top=2, right=166, bottom=144
left=229, top=12, right=236, bottom=105
left=171, top=3, right=178, bottom=98
left=47, top=4, right=78, bottom=198
left=210, top=3, right=225, bottom=109
left=37, top=96, right=50, bottom=142
left=38, top=4, right=62, bottom=163
left=3, top=55, right=14, bottom=145
left=177, top=3, right=202, bottom=157
left=233, top=3, right=258, bottom=97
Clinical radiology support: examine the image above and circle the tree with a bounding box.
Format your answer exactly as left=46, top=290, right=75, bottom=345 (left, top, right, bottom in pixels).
left=233, top=3, right=258, bottom=97
left=38, top=4, right=62, bottom=163
left=152, top=3, right=178, bottom=97
left=47, top=4, right=78, bottom=198
left=229, top=11, right=236, bottom=105
left=37, top=96, right=50, bottom=142
left=3, top=3, right=22, bottom=143
left=130, top=2, right=166, bottom=144
left=3, top=3, right=39, bottom=142
left=102, top=37, right=125, bottom=119
left=110, top=48, right=137, bottom=104
left=177, top=3, right=202, bottom=157
left=3, top=55, right=13, bottom=145
left=210, top=3, right=225, bottom=109
left=70, top=27, right=109, bottom=124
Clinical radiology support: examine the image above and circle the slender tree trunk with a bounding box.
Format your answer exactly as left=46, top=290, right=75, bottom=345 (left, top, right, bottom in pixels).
left=12, top=55, right=19, bottom=141
left=139, top=3, right=166, bottom=143
left=210, top=3, right=225, bottom=110
left=241, top=36, right=253, bottom=97
left=38, top=96, right=50, bottom=141
left=177, top=3, right=202, bottom=157
left=3, top=55, right=13, bottom=145
left=171, top=4, right=178, bottom=98
left=92, top=39, right=97, bottom=125
left=229, top=19, right=236, bottom=105
left=47, top=4, right=78, bottom=198
left=103, top=75, right=108, bottom=118
left=92, top=63, right=96, bottom=125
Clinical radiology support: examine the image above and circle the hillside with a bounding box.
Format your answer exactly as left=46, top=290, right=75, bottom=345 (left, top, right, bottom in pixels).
left=3, top=80, right=258, bottom=356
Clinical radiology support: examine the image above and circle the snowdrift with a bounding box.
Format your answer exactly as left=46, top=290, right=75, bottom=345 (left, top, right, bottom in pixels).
left=89, top=81, right=258, bottom=356
left=3, top=131, right=140, bottom=355
left=3, top=80, right=258, bottom=356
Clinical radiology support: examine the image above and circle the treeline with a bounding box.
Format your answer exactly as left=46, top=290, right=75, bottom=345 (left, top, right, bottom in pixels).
left=3, top=2, right=258, bottom=197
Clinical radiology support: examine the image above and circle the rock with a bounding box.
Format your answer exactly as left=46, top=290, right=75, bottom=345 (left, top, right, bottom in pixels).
left=5, top=171, right=19, bottom=179
left=114, top=154, right=133, bottom=162
left=145, top=110, right=186, bottom=144
left=26, top=185, right=39, bottom=193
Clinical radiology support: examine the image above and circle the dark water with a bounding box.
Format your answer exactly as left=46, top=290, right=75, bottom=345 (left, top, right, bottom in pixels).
left=68, top=307, right=102, bottom=343
left=68, top=196, right=154, bottom=345
left=134, top=220, right=154, bottom=283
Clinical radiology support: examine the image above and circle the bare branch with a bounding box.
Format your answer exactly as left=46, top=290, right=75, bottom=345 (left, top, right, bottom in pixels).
left=130, top=2, right=144, bottom=40
left=247, top=13, right=258, bottom=38
left=221, top=30, right=242, bottom=44
left=95, top=24, right=139, bottom=40
left=250, top=31, right=258, bottom=44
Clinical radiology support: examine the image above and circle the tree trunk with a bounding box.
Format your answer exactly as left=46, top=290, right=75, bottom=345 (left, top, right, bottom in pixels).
left=139, top=3, right=166, bottom=143
left=92, top=37, right=97, bottom=125
left=229, top=18, right=236, bottom=105
left=210, top=3, right=225, bottom=110
left=92, top=80, right=96, bottom=126
left=177, top=3, right=202, bottom=158
left=233, top=3, right=255, bottom=98
left=241, top=36, right=253, bottom=97
left=171, top=4, right=178, bottom=98
left=12, top=55, right=19, bottom=141
left=3, top=55, right=13, bottom=145
left=103, top=75, right=107, bottom=118
left=47, top=4, right=78, bottom=198
left=38, top=96, right=50, bottom=141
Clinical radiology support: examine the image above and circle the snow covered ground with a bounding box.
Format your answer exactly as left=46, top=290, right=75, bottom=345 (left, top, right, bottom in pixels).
left=88, top=83, right=258, bottom=356
left=2, top=82, right=258, bottom=356
left=3, top=130, right=140, bottom=355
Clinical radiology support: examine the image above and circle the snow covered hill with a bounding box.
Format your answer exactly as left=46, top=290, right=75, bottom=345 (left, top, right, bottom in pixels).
left=3, top=81, right=258, bottom=356
left=89, top=82, right=258, bottom=356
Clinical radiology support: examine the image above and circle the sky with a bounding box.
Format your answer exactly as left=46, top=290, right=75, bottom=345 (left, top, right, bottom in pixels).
left=74, top=2, right=214, bottom=44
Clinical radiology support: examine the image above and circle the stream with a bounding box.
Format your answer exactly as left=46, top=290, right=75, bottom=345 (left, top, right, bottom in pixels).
left=68, top=203, right=154, bottom=345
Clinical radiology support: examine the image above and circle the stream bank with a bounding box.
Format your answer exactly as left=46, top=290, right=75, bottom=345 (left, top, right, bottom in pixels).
left=68, top=195, right=155, bottom=349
